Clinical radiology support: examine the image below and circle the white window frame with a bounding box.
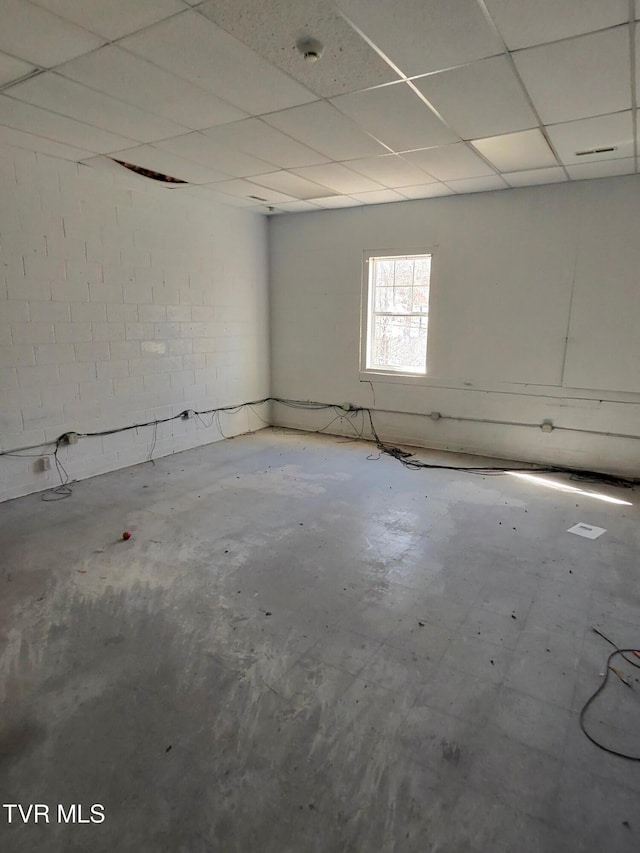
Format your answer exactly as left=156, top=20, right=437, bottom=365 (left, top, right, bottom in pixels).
left=360, top=249, right=433, bottom=377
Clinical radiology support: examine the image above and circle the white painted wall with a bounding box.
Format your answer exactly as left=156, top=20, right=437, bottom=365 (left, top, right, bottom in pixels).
left=269, top=175, right=640, bottom=477
left=0, top=143, right=269, bottom=502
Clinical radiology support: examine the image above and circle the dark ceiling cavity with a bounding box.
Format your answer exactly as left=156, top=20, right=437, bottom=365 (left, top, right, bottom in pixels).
left=111, top=159, right=188, bottom=184
left=575, top=146, right=617, bottom=157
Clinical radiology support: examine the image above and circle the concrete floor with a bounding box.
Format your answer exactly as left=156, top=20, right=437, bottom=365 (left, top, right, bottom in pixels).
left=1, top=428, right=639, bottom=852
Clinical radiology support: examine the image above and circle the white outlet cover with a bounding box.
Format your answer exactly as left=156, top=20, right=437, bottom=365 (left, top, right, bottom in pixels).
left=567, top=522, right=606, bottom=540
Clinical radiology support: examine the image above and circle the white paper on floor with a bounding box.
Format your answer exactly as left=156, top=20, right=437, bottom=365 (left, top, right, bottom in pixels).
left=567, top=522, right=606, bottom=539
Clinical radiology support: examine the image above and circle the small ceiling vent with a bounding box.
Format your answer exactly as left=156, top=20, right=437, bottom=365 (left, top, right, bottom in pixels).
left=575, top=146, right=617, bottom=157
left=112, top=159, right=187, bottom=184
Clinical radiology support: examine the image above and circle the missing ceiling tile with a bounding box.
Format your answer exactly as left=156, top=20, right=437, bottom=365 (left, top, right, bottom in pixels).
left=111, top=159, right=188, bottom=184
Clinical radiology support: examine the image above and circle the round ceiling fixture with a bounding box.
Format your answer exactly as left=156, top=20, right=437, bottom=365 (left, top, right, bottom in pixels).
left=296, top=36, right=324, bottom=63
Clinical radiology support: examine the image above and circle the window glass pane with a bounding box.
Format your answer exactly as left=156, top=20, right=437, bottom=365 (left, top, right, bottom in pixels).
left=393, top=258, right=414, bottom=287
left=413, top=258, right=431, bottom=285
left=374, top=259, right=395, bottom=287
left=372, top=315, right=427, bottom=372
left=375, top=285, right=413, bottom=312
left=411, top=285, right=429, bottom=312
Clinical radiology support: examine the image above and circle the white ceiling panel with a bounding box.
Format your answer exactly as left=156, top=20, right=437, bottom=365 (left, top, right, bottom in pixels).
left=445, top=175, right=509, bottom=194
left=484, top=0, right=629, bottom=50
left=0, top=0, right=105, bottom=68
left=58, top=46, right=246, bottom=131
left=271, top=200, right=320, bottom=213
left=403, top=143, right=495, bottom=181
left=199, top=0, right=398, bottom=98
left=6, top=73, right=186, bottom=143
left=349, top=189, right=405, bottom=204
left=263, top=100, right=387, bottom=161
left=0, top=95, right=136, bottom=153
left=332, top=82, right=456, bottom=152
left=566, top=157, right=637, bottom=181
left=513, top=27, right=631, bottom=124
left=414, top=56, right=537, bottom=140
left=292, top=163, right=383, bottom=194
left=169, top=185, right=261, bottom=207
left=398, top=183, right=455, bottom=199
left=336, top=0, right=503, bottom=76
left=546, top=111, right=634, bottom=166
left=251, top=170, right=335, bottom=200
left=0, top=52, right=35, bottom=88
left=156, top=133, right=274, bottom=178
left=205, top=178, right=295, bottom=203
left=345, top=154, right=434, bottom=188
left=472, top=129, right=557, bottom=172
left=312, top=195, right=362, bottom=208
left=0, top=123, right=92, bottom=160
left=31, top=0, right=185, bottom=41
left=120, top=11, right=317, bottom=114
left=504, top=167, right=567, bottom=187
left=202, top=118, right=329, bottom=169
left=108, top=145, right=231, bottom=184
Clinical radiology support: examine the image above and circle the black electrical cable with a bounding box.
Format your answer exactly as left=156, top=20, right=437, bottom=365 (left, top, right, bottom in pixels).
left=579, top=628, right=640, bottom=761
left=1, top=398, right=637, bottom=496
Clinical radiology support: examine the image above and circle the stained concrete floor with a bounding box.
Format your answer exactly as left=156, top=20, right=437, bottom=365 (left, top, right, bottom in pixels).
left=1, top=428, right=639, bottom=853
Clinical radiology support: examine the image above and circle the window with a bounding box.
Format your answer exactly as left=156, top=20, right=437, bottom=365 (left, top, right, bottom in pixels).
left=362, top=252, right=431, bottom=375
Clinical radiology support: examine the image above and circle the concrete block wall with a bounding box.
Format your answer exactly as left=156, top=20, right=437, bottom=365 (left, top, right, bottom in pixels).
left=0, top=143, right=269, bottom=502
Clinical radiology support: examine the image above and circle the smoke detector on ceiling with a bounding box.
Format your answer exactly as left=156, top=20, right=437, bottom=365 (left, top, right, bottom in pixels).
left=296, top=36, right=324, bottom=63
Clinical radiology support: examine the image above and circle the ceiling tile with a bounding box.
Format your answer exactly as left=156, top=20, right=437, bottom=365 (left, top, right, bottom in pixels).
left=398, top=183, right=455, bottom=199
left=513, top=27, right=631, bottom=124
left=251, top=170, right=335, bottom=200
left=263, top=101, right=387, bottom=161
left=202, top=118, right=329, bottom=169
left=345, top=154, right=434, bottom=188
left=0, top=123, right=92, bottom=160
left=504, top=167, right=567, bottom=187
left=6, top=73, right=186, bottom=143
left=169, top=184, right=260, bottom=207
left=30, top=0, right=185, bottom=41
left=566, top=157, right=636, bottom=181
left=484, top=0, right=629, bottom=50
left=108, top=145, right=230, bottom=184
left=156, top=133, right=274, bottom=178
left=546, top=111, right=634, bottom=166
left=292, top=162, right=382, bottom=194
left=336, top=0, right=503, bottom=76
left=120, top=11, right=317, bottom=114
left=0, top=0, right=105, bottom=68
left=472, top=129, right=557, bottom=171
left=58, top=46, right=246, bottom=131
left=0, top=52, right=35, bottom=87
left=199, top=0, right=399, bottom=97
left=312, top=195, right=362, bottom=208
left=414, top=56, right=537, bottom=140
left=0, top=95, right=136, bottom=153
left=403, top=143, right=495, bottom=180
left=445, top=175, right=508, bottom=194
left=270, top=200, right=320, bottom=213
left=332, top=82, right=456, bottom=152
left=204, top=178, right=295, bottom=204
left=349, top=189, right=405, bottom=204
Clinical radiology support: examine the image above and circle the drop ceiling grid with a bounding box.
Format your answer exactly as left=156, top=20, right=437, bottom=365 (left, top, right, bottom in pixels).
left=0, top=0, right=635, bottom=211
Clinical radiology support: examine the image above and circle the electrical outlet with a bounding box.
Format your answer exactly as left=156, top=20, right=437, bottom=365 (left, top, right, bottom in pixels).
left=38, top=457, right=51, bottom=472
